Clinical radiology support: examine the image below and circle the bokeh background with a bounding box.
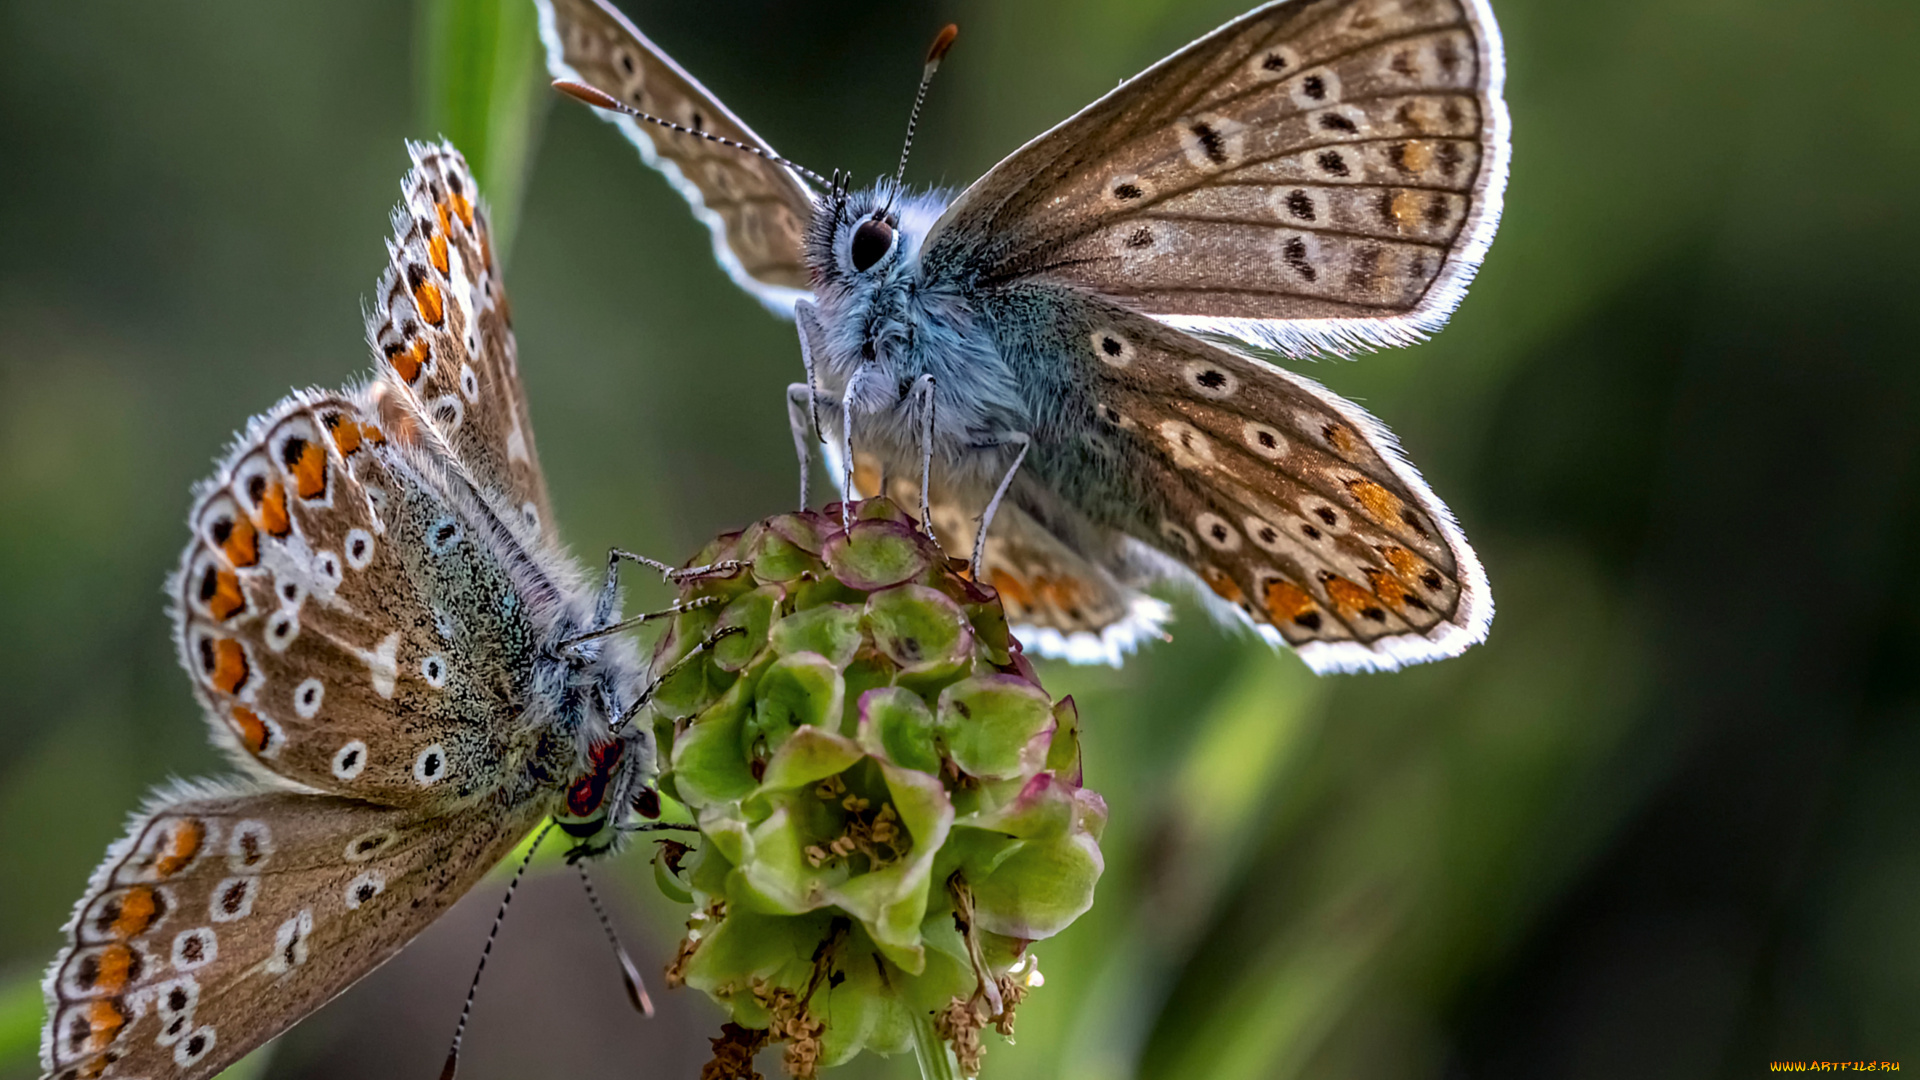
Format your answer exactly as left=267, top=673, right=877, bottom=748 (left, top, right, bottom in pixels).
left=3, top=0, right=1918, bottom=1076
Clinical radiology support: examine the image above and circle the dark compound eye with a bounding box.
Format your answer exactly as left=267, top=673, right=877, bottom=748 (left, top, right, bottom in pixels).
left=849, top=217, right=895, bottom=273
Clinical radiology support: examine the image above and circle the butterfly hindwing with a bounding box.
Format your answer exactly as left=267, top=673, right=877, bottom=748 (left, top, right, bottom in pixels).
left=535, top=0, right=817, bottom=311
left=925, top=0, right=1508, bottom=357
left=860, top=453, right=1172, bottom=665
left=42, top=784, right=541, bottom=1080
left=1047, top=295, right=1489, bottom=672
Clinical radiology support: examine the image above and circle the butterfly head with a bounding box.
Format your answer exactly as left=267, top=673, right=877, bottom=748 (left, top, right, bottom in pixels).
left=554, top=723, right=661, bottom=854
left=806, top=182, right=950, bottom=296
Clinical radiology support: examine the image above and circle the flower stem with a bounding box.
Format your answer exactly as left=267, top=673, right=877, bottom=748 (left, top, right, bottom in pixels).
left=912, top=1012, right=962, bottom=1080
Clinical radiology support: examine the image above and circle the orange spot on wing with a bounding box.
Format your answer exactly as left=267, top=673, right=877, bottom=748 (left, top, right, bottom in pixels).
left=478, top=224, right=493, bottom=271
left=1322, top=423, right=1359, bottom=460
left=206, top=567, right=245, bottom=621
left=1263, top=579, right=1320, bottom=627
left=1201, top=566, right=1244, bottom=604
left=1033, top=576, right=1085, bottom=613
left=1382, top=545, right=1423, bottom=580
left=325, top=412, right=362, bottom=455
left=413, top=279, right=445, bottom=326
left=107, top=887, right=159, bottom=938
left=1389, top=190, right=1421, bottom=227
left=428, top=230, right=449, bottom=275
left=449, top=191, right=475, bottom=230
left=361, top=423, right=386, bottom=445
left=989, top=569, right=1034, bottom=608
left=209, top=638, right=249, bottom=694
left=257, top=480, right=291, bottom=537
left=1365, top=568, right=1411, bottom=611
left=435, top=201, right=452, bottom=236
left=217, top=514, right=258, bottom=568
left=82, top=998, right=127, bottom=1051
left=154, top=820, right=205, bottom=877
left=89, top=945, right=135, bottom=995
left=1345, top=478, right=1404, bottom=524
left=1323, top=575, right=1385, bottom=620
left=231, top=705, right=268, bottom=754
left=1400, top=140, right=1434, bottom=174
left=388, top=338, right=430, bottom=384
left=288, top=439, right=327, bottom=500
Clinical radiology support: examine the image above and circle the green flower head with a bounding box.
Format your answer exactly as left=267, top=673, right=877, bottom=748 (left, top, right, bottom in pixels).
left=643, top=500, right=1105, bottom=1077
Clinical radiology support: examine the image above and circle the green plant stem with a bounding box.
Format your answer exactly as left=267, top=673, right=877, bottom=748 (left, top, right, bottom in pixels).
left=911, top=1012, right=962, bottom=1080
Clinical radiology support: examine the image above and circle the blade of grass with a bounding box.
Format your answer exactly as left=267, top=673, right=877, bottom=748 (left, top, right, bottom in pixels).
left=415, top=0, right=548, bottom=261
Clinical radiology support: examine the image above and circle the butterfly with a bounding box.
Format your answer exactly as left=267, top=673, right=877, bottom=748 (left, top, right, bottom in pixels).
left=537, top=0, right=1508, bottom=672
left=40, top=142, right=691, bottom=1080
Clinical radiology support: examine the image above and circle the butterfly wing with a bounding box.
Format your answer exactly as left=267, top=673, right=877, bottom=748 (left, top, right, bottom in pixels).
left=369, top=141, right=555, bottom=545
left=173, top=385, right=549, bottom=806
left=925, top=0, right=1508, bottom=357
left=857, top=454, right=1171, bottom=666
left=177, top=146, right=566, bottom=806
left=993, top=289, right=1489, bottom=673
left=535, top=0, right=817, bottom=313
left=42, top=782, right=541, bottom=1080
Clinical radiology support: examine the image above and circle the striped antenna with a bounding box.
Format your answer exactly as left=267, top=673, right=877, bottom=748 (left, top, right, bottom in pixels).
left=553, top=81, right=833, bottom=191
left=895, top=24, right=959, bottom=188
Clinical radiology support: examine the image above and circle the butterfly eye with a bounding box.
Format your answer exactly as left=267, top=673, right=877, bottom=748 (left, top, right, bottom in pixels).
left=849, top=217, right=895, bottom=273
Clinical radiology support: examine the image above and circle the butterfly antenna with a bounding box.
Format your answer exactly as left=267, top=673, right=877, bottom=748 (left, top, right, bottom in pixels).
left=553, top=81, right=835, bottom=191
left=576, top=862, right=656, bottom=1018
left=440, top=821, right=553, bottom=1080
left=894, top=24, right=959, bottom=190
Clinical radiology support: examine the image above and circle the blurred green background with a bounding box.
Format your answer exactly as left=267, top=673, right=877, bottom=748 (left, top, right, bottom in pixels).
left=3, top=0, right=1918, bottom=1077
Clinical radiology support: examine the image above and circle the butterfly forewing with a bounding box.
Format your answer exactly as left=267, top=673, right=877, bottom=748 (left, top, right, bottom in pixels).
left=175, top=388, right=543, bottom=808
left=535, top=0, right=817, bottom=310
left=43, top=785, right=542, bottom=1080
left=369, top=143, right=555, bottom=545
left=926, top=0, right=1508, bottom=356
left=1061, top=298, right=1488, bottom=671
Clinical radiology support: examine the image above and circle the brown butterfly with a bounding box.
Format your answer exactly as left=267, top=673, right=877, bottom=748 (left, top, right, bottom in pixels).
left=539, top=0, right=1507, bottom=671
left=41, top=143, right=687, bottom=1080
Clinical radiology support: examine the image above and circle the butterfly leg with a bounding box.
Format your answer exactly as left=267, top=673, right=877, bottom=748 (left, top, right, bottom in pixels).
left=588, top=549, right=739, bottom=637
left=971, top=432, right=1031, bottom=579
left=786, top=302, right=832, bottom=512
left=908, top=373, right=939, bottom=546
left=615, top=624, right=746, bottom=731
left=839, top=360, right=880, bottom=530
left=786, top=383, right=819, bottom=511
left=561, top=596, right=720, bottom=650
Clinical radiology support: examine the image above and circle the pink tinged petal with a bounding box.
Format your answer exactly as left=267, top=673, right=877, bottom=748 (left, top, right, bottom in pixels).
left=936, top=674, right=1055, bottom=781
left=856, top=687, right=941, bottom=773
left=756, top=726, right=865, bottom=791
left=749, top=652, right=846, bottom=750
left=823, top=519, right=932, bottom=590
left=864, top=584, right=975, bottom=671
left=964, top=772, right=1078, bottom=841
left=749, top=524, right=817, bottom=582
left=768, top=602, right=864, bottom=667
left=671, top=679, right=758, bottom=808
left=1045, top=695, right=1084, bottom=786
left=968, top=833, right=1105, bottom=941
